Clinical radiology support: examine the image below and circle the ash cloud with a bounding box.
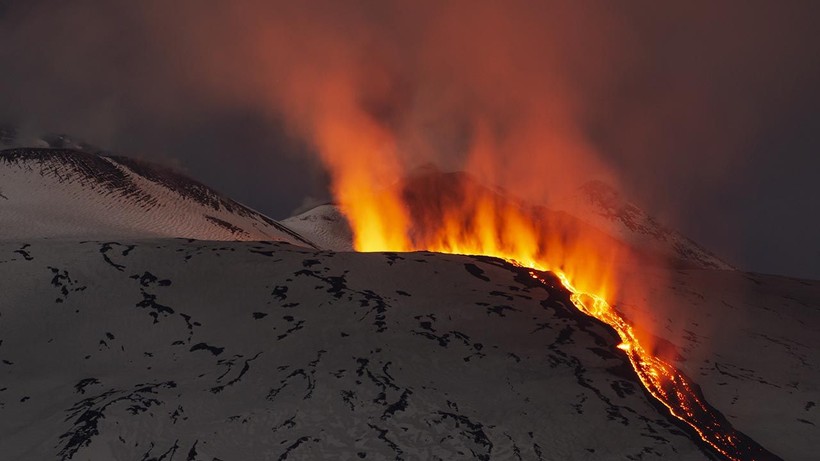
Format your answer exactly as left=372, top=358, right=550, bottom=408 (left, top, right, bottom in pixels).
left=0, top=1, right=818, bottom=277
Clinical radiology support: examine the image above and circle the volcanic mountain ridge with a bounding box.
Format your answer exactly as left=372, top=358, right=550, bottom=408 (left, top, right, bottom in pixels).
left=0, top=148, right=817, bottom=460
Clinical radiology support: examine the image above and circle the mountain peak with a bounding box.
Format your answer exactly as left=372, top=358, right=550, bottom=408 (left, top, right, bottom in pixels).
left=0, top=148, right=315, bottom=246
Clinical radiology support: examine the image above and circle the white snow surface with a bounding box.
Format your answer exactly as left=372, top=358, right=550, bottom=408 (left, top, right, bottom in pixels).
left=282, top=203, right=354, bottom=252
left=0, top=149, right=316, bottom=246
left=0, top=240, right=714, bottom=460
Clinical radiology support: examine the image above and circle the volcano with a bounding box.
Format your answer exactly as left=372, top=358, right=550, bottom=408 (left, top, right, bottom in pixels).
left=1, top=149, right=817, bottom=460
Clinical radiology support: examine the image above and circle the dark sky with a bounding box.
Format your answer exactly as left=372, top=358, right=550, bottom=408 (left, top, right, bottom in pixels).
left=0, top=1, right=818, bottom=279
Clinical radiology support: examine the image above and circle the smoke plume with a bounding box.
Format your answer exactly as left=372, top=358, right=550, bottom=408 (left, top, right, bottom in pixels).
left=1, top=0, right=818, bottom=275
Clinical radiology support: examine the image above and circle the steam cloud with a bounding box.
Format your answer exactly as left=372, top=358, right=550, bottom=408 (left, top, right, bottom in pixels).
left=1, top=0, right=818, bottom=275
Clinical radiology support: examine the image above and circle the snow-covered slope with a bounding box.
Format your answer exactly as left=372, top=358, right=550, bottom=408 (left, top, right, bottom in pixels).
left=560, top=181, right=733, bottom=270
left=0, top=149, right=315, bottom=246
left=281, top=204, right=354, bottom=252
left=0, top=240, right=726, bottom=460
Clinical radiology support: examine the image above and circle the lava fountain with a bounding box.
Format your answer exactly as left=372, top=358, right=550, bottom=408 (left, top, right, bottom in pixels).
left=324, top=167, right=778, bottom=461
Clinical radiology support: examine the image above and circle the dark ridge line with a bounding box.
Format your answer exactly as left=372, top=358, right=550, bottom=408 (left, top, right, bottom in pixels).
left=1, top=148, right=152, bottom=204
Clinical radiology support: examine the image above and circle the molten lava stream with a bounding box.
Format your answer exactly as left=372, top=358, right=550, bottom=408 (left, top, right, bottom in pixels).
left=534, top=269, right=753, bottom=461
left=474, top=254, right=774, bottom=460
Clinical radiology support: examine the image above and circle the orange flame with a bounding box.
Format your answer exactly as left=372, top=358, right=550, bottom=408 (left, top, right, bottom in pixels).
left=310, top=92, right=412, bottom=253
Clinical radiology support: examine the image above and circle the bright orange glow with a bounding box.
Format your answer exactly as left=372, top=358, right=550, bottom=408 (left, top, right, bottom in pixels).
left=310, top=91, right=412, bottom=253
left=332, top=166, right=757, bottom=460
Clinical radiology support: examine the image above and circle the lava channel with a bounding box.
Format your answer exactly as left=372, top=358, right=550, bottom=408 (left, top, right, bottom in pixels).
left=526, top=267, right=782, bottom=461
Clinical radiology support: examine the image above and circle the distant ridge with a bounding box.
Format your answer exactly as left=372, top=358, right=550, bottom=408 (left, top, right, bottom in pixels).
left=0, top=148, right=315, bottom=246
left=566, top=180, right=733, bottom=270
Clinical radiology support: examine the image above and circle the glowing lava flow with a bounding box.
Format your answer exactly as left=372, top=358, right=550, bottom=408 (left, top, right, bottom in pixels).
left=535, top=269, right=747, bottom=461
